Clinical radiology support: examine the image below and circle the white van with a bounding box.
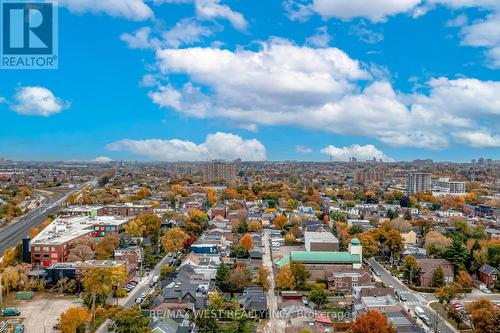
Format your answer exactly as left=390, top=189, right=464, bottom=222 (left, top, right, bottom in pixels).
left=414, top=306, right=425, bottom=317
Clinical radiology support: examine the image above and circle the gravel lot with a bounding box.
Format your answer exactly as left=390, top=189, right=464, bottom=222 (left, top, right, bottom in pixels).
left=7, top=292, right=76, bottom=332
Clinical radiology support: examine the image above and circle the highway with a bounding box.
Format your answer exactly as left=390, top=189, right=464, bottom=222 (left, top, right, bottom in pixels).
left=0, top=180, right=96, bottom=256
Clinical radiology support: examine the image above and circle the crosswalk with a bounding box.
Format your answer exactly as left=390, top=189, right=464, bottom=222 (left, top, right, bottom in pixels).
left=397, top=290, right=427, bottom=305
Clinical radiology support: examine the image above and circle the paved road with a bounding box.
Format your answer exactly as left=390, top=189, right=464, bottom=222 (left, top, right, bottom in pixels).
left=0, top=180, right=95, bottom=255
left=368, top=258, right=457, bottom=333
left=262, top=229, right=285, bottom=333
left=123, top=252, right=173, bottom=307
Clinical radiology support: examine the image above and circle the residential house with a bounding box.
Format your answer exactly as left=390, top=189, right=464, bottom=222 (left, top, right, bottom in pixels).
left=416, top=259, right=454, bottom=287
left=478, top=264, right=498, bottom=289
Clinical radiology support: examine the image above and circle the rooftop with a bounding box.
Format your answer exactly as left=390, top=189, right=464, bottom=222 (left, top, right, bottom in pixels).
left=31, top=215, right=130, bottom=246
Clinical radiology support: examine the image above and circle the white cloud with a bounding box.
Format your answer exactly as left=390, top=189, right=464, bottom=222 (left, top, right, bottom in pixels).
left=0, top=96, right=5, bottom=104
left=311, top=0, right=422, bottom=22
left=120, top=27, right=159, bottom=49
left=296, top=145, right=313, bottom=153
left=121, top=19, right=213, bottom=50
left=195, top=0, right=248, bottom=31
left=350, top=22, right=384, bottom=44
left=162, top=18, right=214, bottom=48
left=11, top=87, right=70, bottom=117
left=154, top=0, right=248, bottom=31
left=94, top=156, right=113, bottom=163
left=454, top=131, right=500, bottom=148
left=460, top=13, right=500, bottom=67
left=59, top=0, right=153, bottom=21
left=283, top=0, right=314, bottom=22
left=306, top=26, right=332, bottom=47
left=446, top=14, right=468, bottom=27
left=106, top=132, right=266, bottom=161
left=320, top=144, right=393, bottom=161
left=149, top=39, right=500, bottom=149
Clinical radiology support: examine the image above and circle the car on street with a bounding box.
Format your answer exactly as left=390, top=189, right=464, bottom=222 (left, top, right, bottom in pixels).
left=135, top=297, right=143, bottom=304
left=1, top=308, right=20, bottom=316
left=374, top=271, right=381, bottom=276
left=14, top=324, right=24, bottom=333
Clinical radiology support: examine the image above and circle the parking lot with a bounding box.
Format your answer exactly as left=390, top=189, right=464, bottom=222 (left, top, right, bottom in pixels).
left=3, top=292, right=75, bottom=332
left=270, top=244, right=303, bottom=261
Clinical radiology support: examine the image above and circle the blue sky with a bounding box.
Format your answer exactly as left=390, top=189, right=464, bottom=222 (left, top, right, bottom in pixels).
left=0, top=0, right=499, bottom=162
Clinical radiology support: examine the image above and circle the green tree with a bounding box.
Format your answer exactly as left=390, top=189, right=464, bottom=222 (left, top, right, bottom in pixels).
left=445, top=238, right=469, bottom=271
left=308, top=284, right=329, bottom=308
left=290, top=263, right=311, bottom=290
left=110, top=306, right=151, bottom=333
left=433, top=266, right=445, bottom=288
left=215, top=263, right=229, bottom=291
left=349, top=225, right=362, bottom=235
left=400, top=255, right=419, bottom=283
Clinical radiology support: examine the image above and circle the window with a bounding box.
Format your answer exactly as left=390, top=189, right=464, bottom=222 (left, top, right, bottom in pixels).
left=42, top=246, right=49, bottom=251
left=34, top=247, right=40, bottom=251
left=352, top=276, right=358, bottom=281
left=51, top=247, right=56, bottom=251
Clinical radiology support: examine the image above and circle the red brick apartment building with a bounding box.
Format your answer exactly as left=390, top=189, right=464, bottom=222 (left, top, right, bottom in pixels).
left=30, top=215, right=131, bottom=267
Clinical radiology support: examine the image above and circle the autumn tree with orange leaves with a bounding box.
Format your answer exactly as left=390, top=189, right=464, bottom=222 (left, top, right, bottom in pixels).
left=239, top=233, right=254, bottom=251
left=273, top=215, right=288, bottom=229
left=350, top=310, right=396, bottom=333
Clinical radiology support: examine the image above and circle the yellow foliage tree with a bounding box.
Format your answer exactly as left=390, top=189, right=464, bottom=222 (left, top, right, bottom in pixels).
left=59, top=307, right=91, bottom=333
left=161, top=227, right=190, bottom=252
left=273, top=215, right=288, bottom=229
left=275, top=265, right=296, bottom=290
left=248, top=220, right=262, bottom=232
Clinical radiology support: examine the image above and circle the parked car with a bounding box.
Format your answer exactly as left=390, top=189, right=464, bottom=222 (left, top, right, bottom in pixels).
left=140, top=292, right=147, bottom=298
left=374, top=271, right=381, bottom=276
left=1, top=308, right=20, bottom=316
left=14, top=324, right=24, bottom=333
left=135, top=297, right=143, bottom=304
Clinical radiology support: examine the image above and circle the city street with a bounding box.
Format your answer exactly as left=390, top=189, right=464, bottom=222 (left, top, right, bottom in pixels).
left=368, top=258, right=457, bottom=333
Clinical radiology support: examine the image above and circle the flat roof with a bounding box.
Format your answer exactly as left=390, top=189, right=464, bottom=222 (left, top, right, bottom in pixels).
left=31, top=215, right=130, bottom=246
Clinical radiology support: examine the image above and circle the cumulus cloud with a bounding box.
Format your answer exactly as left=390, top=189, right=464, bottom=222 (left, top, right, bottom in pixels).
left=321, top=144, right=393, bottom=161
left=296, top=145, right=313, bottom=153
left=453, top=131, right=500, bottom=148
left=106, top=132, right=266, bottom=161
left=59, top=0, right=153, bottom=21
left=11, top=86, right=70, bottom=116
left=147, top=39, right=500, bottom=149
left=460, top=13, right=500, bottom=68
left=94, top=156, right=113, bottom=163
left=120, top=27, right=158, bottom=49
left=311, top=0, right=421, bottom=22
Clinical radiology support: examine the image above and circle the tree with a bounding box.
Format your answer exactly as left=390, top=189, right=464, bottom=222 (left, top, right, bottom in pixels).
left=257, top=267, right=270, bottom=291
left=308, top=284, right=329, bottom=308
left=56, top=277, right=77, bottom=294
left=284, top=233, right=297, bottom=245
left=436, top=283, right=459, bottom=305
left=161, top=227, right=190, bottom=252
left=239, top=234, right=253, bottom=251
left=358, top=234, right=378, bottom=258
left=400, top=255, right=419, bottom=283
left=425, top=231, right=452, bottom=257
left=349, top=225, right=362, bottom=235
left=415, top=219, right=433, bottom=236
left=384, top=230, right=404, bottom=264
left=403, top=210, right=412, bottom=220
left=215, top=263, right=230, bottom=291
left=276, top=265, right=296, bottom=290
left=433, top=266, right=445, bottom=288
left=225, top=267, right=252, bottom=293
left=248, top=220, right=262, bottom=232
left=95, top=234, right=119, bottom=259
left=330, top=211, right=346, bottom=223
left=59, top=307, right=91, bottom=333
left=110, top=306, right=151, bottom=333
left=236, top=220, right=249, bottom=234
left=350, top=309, right=396, bottom=333
left=388, top=218, right=411, bottom=232
left=456, top=271, right=474, bottom=288
left=290, top=263, right=310, bottom=290
left=81, top=264, right=127, bottom=320
left=68, top=244, right=95, bottom=262
left=273, top=215, right=288, bottom=229
left=466, top=297, right=500, bottom=333
left=445, top=238, right=469, bottom=271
